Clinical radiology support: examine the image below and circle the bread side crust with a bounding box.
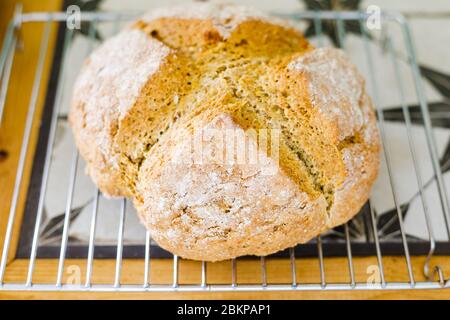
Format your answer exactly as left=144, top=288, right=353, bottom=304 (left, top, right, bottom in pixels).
left=330, top=92, right=380, bottom=226
left=287, top=48, right=381, bottom=226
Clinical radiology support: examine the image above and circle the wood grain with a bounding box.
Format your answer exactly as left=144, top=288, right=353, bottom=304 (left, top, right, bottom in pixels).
left=0, top=0, right=449, bottom=300
left=0, top=0, right=61, bottom=265
left=1, top=257, right=450, bottom=299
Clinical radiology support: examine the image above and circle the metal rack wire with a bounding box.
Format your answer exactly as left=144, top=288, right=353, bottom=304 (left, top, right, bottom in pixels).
left=0, top=8, right=449, bottom=292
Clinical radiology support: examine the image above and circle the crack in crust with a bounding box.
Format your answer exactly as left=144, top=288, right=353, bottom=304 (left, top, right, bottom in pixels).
left=69, top=3, right=380, bottom=261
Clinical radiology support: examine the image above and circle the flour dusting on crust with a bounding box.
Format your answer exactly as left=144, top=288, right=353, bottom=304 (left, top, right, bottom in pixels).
left=288, top=48, right=365, bottom=142
left=136, top=114, right=329, bottom=261
left=73, top=29, right=171, bottom=157
left=141, top=1, right=292, bottom=39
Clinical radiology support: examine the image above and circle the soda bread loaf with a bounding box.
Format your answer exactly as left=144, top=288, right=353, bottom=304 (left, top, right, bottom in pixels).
left=69, top=2, right=380, bottom=261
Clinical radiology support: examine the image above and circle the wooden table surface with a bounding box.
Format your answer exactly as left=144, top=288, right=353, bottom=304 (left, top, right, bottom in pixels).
left=0, top=0, right=449, bottom=300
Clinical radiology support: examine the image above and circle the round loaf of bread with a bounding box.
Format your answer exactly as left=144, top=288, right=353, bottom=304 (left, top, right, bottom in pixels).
left=69, top=2, right=380, bottom=261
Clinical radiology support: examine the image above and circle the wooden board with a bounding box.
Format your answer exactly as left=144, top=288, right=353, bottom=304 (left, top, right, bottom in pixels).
left=0, top=256, right=449, bottom=299
left=0, top=0, right=449, bottom=300
left=0, top=0, right=62, bottom=264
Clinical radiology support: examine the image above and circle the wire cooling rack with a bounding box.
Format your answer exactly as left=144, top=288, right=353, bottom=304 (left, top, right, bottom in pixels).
left=0, top=7, right=449, bottom=292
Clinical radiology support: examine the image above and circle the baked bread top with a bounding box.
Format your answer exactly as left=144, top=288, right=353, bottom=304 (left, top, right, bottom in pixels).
left=69, top=2, right=380, bottom=261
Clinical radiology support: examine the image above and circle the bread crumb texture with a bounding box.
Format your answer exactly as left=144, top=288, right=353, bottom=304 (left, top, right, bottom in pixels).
left=69, top=2, right=380, bottom=261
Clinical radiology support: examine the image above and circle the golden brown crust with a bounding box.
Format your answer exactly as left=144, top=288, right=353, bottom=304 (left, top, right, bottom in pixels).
left=69, top=3, right=380, bottom=261
left=69, top=28, right=172, bottom=197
